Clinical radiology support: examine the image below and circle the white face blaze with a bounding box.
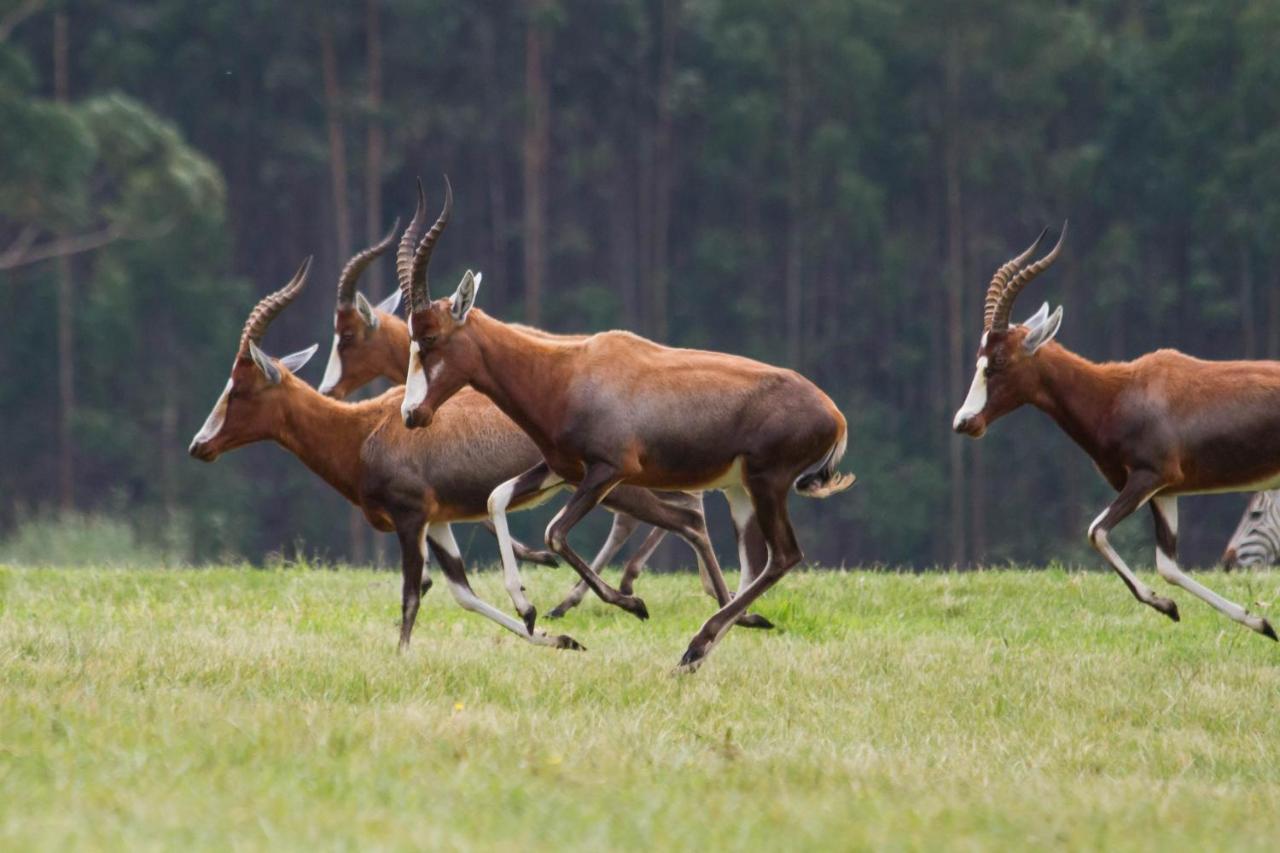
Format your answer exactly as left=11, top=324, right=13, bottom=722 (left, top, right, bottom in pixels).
left=953, top=355, right=989, bottom=430
left=318, top=331, right=342, bottom=394
left=401, top=339, right=428, bottom=423
left=191, top=379, right=233, bottom=449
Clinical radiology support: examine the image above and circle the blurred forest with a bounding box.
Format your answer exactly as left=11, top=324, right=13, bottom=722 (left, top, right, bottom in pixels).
left=3, top=0, right=1279, bottom=570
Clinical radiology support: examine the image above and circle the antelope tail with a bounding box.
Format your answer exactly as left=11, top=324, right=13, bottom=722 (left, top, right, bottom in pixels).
left=794, top=430, right=855, bottom=498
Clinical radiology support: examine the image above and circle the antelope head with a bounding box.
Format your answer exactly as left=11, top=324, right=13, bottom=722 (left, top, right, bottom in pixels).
left=398, top=177, right=483, bottom=430
left=952, top=223, right=1068, bottom=438
left=188, top=258, right=319, bottom=461
left=318, top=219, right=403, bottom=398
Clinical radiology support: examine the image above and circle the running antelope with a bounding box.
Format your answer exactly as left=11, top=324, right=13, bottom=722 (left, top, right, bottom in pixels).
left=312, top=191, right=672, bottom=615
left=399, top=180, right=854, bottom=670
left=1222, top=491, right=1280, bottom=570
left=953, top=223, right=1276, bottom=640
left=188, top=255, right=585, bottom=650
left=391, top=180, right=773, bottom=632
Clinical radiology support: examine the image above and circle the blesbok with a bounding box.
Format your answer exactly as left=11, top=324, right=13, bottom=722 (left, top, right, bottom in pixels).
left=311, top=204, right=672, bottom=613
left=188, top=254, right=588, bottom=650
left=1222, top=491, right=1280, bottom=570
left=399, top=180, right=854, bottom=670
left=953, top=223, right=1276, bottom=640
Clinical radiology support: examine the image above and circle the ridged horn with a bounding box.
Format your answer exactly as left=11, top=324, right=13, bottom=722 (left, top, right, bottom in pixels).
left=991, top=221, right=1068, bottom=331
left=409, top=175, right=453, bottom=313
left=983, top=227, right=1048, bottom=331
left=396, top=179, right=428, bottom=309
left=238, top=257, right=312, bottom=356
left=337, top=218, right=399, bottom=306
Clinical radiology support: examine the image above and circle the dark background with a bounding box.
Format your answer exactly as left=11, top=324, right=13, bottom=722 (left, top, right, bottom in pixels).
left=2, top=0, right=1275, bottom=571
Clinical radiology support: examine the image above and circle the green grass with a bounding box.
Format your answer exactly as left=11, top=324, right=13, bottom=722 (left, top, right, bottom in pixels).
left=3, top=564, right=1280, bottom=851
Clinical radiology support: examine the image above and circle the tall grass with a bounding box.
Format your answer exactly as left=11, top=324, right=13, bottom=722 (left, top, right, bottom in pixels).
left=2, top=564, right=1279, bottom=850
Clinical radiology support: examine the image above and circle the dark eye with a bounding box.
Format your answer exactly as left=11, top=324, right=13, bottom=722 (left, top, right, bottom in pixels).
left=422, top=335, right=438, bottom=347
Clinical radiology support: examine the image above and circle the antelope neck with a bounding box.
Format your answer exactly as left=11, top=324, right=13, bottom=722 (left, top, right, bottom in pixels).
left=1029, top=343, right=1129, bottom=464
left=276, top=377, right=384, bottom=503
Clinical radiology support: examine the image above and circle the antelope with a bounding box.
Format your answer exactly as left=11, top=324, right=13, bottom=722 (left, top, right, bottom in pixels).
left=188, top=254, right=586, bottom=650
left=399, top=180, right=854, bottom=671
left=953, top=223, right=1276, bottom=640
left=1222, top=491, right=1280, bottom=570
left=311, top=208, right=674, bottom=616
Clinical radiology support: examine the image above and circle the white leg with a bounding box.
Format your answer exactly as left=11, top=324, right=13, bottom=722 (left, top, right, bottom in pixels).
left=488, top=469, right=564, bottom=628
left=1151, top=496, right=1276, bottom=639
left=724, top=485, right=759, bottom=593
left=426, top=523, right=582, bottom=649
left=1088, top=505, right=1176, bottom=614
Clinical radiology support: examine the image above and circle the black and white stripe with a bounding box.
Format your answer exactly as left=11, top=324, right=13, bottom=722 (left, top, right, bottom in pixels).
left=1224, top=490, right=1280, bottom=569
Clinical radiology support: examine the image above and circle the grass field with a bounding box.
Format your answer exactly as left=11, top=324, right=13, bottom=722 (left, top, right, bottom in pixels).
left=2, top=563, right=1280, bottom=850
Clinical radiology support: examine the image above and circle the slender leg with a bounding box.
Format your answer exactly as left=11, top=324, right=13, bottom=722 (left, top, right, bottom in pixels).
left=678, top=476, right=800, bottom=671
left=395, top=520, right=428, bottom=651
left=544, top=464, right=650, bottom=619
left=1087, top=472, right=1180, bottom=621
left=548, top=512, right=644, bottom=619
left=1151, top=495, right=1276, bottom=639
left=426, top=523, right=583, bottom=650
left=488, top=462, right=566, bottom=632
left=482, top=519, right=560, bottom=568
left=602, top=486, right=772, bottom=629
left=617, top=526, right=666, bottom=595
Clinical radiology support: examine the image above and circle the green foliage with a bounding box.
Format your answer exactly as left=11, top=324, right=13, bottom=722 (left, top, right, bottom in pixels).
left=1, top=2, right=1276, bottom=568
left=0, top=513, right=167, bottom=567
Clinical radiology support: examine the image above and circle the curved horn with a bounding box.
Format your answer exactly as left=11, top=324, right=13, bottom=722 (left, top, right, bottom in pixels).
left=337, top=217, right=400, bottom=306
left=396, top=179, right=428, bottom=308
left=983, top=226, right=1048, bottom=330
left=238, top=256, right=312, bottom=356
left=409, top=175, right=453, bottom=313
left=991, top=221, right=1068, bottom=331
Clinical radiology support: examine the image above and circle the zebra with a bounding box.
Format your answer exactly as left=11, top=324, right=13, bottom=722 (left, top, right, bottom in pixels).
left=1222, top=490, right=1280, bottom=570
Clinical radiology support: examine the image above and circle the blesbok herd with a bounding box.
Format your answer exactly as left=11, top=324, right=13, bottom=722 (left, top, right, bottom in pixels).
left=191, top=179, right=1277, bottom=671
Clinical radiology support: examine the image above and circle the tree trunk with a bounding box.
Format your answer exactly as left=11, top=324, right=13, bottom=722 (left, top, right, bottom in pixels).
left=522, top=0, right=550, bottom=326
left=478, top=10, right=509, bottom=308
left=364, top=0, right=385, bottom=300
left=321, top=22, right=366, bottom=565
left=650, top=0, right=679, bottom=342
left=784, top=41, right=803, bottom=368
left=1239, top=239, right=1255, bottom=358
left=54, top=11, right=74, bottom=514
left=943, top=32, right=967, bottom=567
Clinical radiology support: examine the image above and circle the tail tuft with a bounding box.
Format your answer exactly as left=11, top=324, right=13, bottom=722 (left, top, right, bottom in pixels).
left=794, top=433, right=855, bottom=498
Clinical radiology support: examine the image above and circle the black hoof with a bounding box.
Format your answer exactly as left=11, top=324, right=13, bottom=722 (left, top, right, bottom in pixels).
left=420, top=576, right=433, bottom=596
left=546, top=605, right=569, bottom=620
left=737, top=612, right=775, bottom=630
left=1260, top=619, right=1278, bottom=642
left=1153, top=597, right=1180, bottom=622
left=621, top=595, right=649, bottom=621
left=676, top=645, right=705, bottom=673
left=556, top=634, right=586, bottom=651
left=530, top=550, right=560, bottom=567
left=522, top=606, right=538, bottom=635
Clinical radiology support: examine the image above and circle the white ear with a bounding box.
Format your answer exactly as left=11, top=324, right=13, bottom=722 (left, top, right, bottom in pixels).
left=374, top=288, right=401, bottom=316
left=278, top=343, right=319, bottom=375
left=1022, top=301, right=1050, bottom=332
left=1023, top=305, right=1063, bottom=354
left=249, top=340, right=281, bottom=384
left=355, top=291, right=379, bottom=328
left=450, top=270, right=481, bottom=322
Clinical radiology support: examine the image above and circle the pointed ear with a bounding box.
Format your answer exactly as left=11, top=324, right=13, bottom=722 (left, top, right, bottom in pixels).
left=278, top=343, right=319, bottom=375
left=1023, top=305, right=1063, bottom=354
left=249, top=340, right=282, bottom=384
left=374, top=288, right=401, bottom=317
left=450, top=270, right=482, bottom=322
left=355, top=291, right=379, bottom=329
left=1021, top=301, right=1050, bottom=332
